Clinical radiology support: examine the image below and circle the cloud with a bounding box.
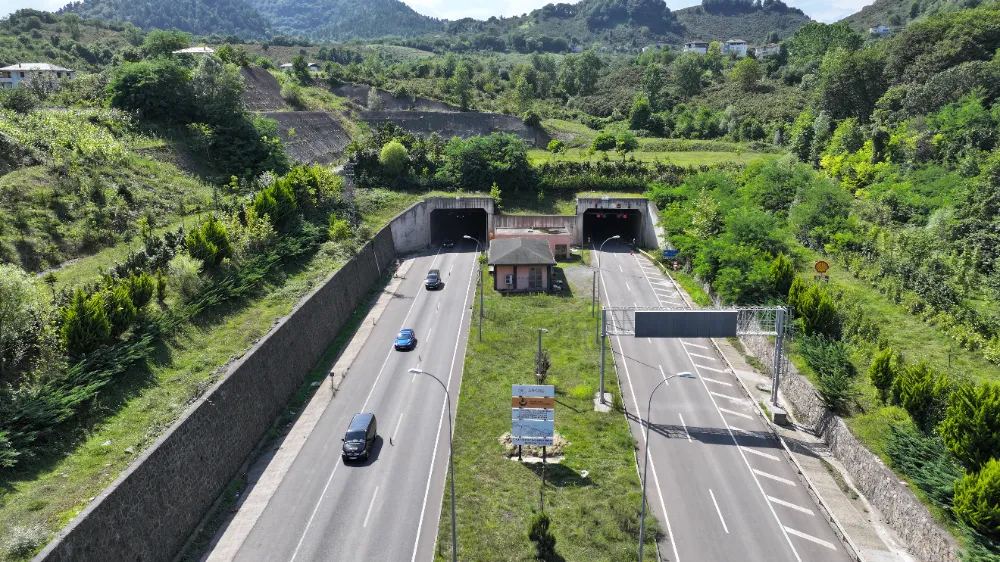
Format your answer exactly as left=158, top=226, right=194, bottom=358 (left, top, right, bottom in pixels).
left=2, top=0, right=68, bottom=18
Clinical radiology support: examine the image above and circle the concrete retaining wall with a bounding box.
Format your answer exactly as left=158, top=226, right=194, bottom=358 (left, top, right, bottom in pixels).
left=332, top=84, right=458, bottom=112
left=35, top=227, right=397, bottom=562
left=493, top=214, right=576, bottom=231
left=262, top=111, right=351, bottom=164
left=360, top=110, right=545, bottom=146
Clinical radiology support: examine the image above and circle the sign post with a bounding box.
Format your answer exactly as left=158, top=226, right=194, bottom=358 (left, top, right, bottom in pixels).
left=512, top=384, right=555, bottom=511
left=814, top=260, right=829, bottom=282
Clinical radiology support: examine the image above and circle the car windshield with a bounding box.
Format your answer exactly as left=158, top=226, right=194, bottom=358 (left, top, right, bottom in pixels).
left=397, top=331, right=411, bottom=339
left=345, top=430, right=366, bottom=442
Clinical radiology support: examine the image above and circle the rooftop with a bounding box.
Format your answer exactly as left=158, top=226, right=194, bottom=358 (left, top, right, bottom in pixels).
left=173, top=46, right=215, bottom=54
left=488, top=238, right=556, bottom=266
left=0, top=63, right=72, bottom=72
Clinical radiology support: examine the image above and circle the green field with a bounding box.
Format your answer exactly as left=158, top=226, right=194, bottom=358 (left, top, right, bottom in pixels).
left=528, top=148, right=769, bottom=167
left=436, top=261, right=659, bottom=561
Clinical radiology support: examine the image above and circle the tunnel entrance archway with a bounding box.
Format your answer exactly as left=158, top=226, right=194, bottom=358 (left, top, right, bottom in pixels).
left=581, top=208, right=642, bottom=247
left=430, top=208, right=488, bottom=247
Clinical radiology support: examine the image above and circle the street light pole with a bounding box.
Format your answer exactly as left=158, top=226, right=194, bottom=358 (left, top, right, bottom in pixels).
left=594, top=235, right=620, bottom=345
left=638, top=372, right=693, bottom=561
left=464, top=235, right=485, bottom=342
left=537, top=328, right=549, bottom=376
left=408, top=368, right=458, bottom=562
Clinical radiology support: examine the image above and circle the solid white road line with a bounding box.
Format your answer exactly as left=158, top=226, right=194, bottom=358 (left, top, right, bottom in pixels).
left=619, top=264, right=623, bottom=272
left=626, top=282, right=630, bottom=291
left=784, top=526, right=837, bottom=550
left=693, top=363, right=726, bottom=373
left=702, top=376, right=733, bottom=387
left=363, top=487, right=379, bottom=528
left=688, top=352, right=718, bottom=362
left=719, top=407, right=754, bottom=420
left=753, top=468, right=797, bottom=486
left=742, top=446, right=780, bottom=461
left=682, top=341, right=709, bottom=350
left=659, top=364, right=669, bottom=384
left=392, top=412, right=406, bottom=442
left=769, top=496, right=815, bottom=516
left=678, top=413, right=692, bottom=442
left=710, top=489, right=729, bottom=534
left=710, top=391, right=745, bottom=404
left=410, top=252, right=477, bottom=562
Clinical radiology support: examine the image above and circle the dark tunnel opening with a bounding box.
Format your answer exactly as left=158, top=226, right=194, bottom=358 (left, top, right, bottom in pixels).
left=581, top=208, right=643, bottom=248
left=429, top=209, right=489, bottom=247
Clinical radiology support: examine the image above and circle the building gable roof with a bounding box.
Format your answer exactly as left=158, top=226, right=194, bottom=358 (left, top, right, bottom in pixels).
left=488, top=237, right=556, bottom=266
left=0, top=63, right=72, bottom=72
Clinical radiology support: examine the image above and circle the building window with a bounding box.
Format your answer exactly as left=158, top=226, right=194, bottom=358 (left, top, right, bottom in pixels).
left=528, top=267, right=542, bottom=289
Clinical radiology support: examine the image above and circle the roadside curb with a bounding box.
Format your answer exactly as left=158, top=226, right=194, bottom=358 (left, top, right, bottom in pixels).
left=637, top=248, right=867, bottom=562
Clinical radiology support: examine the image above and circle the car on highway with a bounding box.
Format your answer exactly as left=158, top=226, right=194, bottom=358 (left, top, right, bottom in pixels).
left=442, top=238, right=455, bottom=248
left=342, top=413, right=377, bottom=462
left=425, top=269, right=442, bottom=290
left=394, top=328, right=417, bottom=350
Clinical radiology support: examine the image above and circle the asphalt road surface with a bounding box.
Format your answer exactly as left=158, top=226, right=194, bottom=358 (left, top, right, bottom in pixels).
left=211, top=241, right=479, bottom=562
left=595, top=242, right=852, bottom=562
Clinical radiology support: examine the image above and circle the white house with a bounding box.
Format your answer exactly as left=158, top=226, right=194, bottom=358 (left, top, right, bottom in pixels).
left=752, top=43, right=780, bottom=57
left=279, top=63, right=293, bottom=70
left=870, top=24, right=890, bottom=35
left=683, top=41, right=709, bottom=55
left=0, top=63, right=74, bottom=89
left=172, top=46, right=215, bottom=55
left=308, top=62, right=321, bottom=72
left=723, top=39, right=749, bottom=57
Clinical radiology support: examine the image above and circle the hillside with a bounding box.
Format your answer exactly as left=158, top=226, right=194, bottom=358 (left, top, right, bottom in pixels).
left=839, top=0, right=966, bottom=34
left=674, top=0, right=812, bottom=43
left=61, top=0, right=271, bottom=40
left=0, top=9, right=137, bottom=70
left=247, top=0, right=442, bottom=41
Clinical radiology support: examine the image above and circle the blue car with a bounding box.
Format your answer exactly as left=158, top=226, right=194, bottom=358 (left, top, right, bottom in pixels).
left=394, top=328, right=417, bottom=351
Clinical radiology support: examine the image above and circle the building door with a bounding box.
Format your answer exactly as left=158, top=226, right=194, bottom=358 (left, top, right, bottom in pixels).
left=528, top=267, right=542, bottom=289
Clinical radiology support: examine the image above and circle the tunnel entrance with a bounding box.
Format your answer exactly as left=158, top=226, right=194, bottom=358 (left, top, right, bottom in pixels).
left=581, top=208, right=642, bottom=247
left=430, top=208, right=488, bottom=246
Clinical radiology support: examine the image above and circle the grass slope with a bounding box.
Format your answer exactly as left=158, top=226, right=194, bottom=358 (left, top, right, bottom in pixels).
left=438, top=260, right=660, bottom=561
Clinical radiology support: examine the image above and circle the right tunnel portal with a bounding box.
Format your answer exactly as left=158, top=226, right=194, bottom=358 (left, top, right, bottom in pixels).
left=581, top=208, right=643, bottom=248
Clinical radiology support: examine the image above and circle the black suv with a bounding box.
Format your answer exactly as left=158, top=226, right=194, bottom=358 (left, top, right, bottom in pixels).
left=425, top=269, right=442, bottom=290
left=342, top=413, right=377, bottom=462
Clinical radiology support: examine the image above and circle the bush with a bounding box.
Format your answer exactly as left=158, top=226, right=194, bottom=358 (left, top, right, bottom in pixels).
left=523, top=111, right=541, bottom=127
left=280, top=82, right=307, bottom=110
left=105, top=282, right=137, bottom=336
left=185, top=216, right=233, bottom=267
left=0, top=264, right=48, bottom=376
left=892, top=362, right=950, bottom=431
left=799, top=335, right=856, bottom=413
left=770, top=253, right=795, bottom=297
left=546, top=139, right=565, bottom=154
left=885, top=422, right=960, bottom=510
left=955, top=458, right=1000, bottom=538
left=329, top=217, right=351, bottom=241
left=592, top=131, right=617, bottom=151
left=528, top=512, right=557, bottom=560
left=155, top=269, right=168, bottom=302
left=60, top=288, right=111, bottom=356
left=227, top=206, right=277, bottom=261
left=167, top=254, right=205, bottom=300
left=379, top=140, right=409, bottom=176
left=126, top=272, right=156, bottom=309
left=253, top=178, right=297, bottom=226
left=941, top=382, right=1000, bottom=472
left=0, top=88, right=38, bottom=113
left=869, top=347, right=900, bottom=404
left=2, top=525, right=47, bottom=558
left=788, top=278, right=841, bottom=338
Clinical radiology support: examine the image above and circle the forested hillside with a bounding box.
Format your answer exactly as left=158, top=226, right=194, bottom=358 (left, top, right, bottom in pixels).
left=839, top=0, right=968, bottom=34
left=248, top=0, right=441, bottom=41
left=62, top=0, right=271, bottom=40
left=674, top=0, right=811, bottom=43
left=0, top=9, right=140, bottom=70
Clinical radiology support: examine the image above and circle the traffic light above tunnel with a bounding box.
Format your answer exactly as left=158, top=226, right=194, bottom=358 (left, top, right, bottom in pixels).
left=582, top=208, right=643, bottom=247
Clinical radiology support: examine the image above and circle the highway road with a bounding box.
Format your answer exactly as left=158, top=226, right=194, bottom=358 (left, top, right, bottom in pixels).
left=206, top=241, right=479, bottom=562
left=595, top=242, right=852, bottom=562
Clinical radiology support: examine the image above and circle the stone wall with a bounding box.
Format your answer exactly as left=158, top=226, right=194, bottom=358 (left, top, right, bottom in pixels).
left=35, top=227, right=397, bottom=562
left=262, top=111, right=351, bottom=164
left=332, top=84, right=458, bottom=112
left=360, top=110, right=546, bottom=146
left=743, top=338, right=960, bottom=562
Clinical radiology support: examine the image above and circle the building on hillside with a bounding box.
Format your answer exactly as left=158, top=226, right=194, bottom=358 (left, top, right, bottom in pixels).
left=751, top=43, right=780, bottom=57
left=308, top=62, right=321, bottom=72
left=642, top=42, right=667, bottom=52
left=279, top=63, right=293, bottom=70
left=870, top=24, right=890, bottom=35
left=0, top=63, right=74, bottom=89
left=492, top=227, right=572, bottom=260
left=723, top=39, right=749, bottom=57
left=683, top=41, right=709, bottom=55
left=488, top=237, right=556, bottom=293
left=172, top=46, right=215, bottom=55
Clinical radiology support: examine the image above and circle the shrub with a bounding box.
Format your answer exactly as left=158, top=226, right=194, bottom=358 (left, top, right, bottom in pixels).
left=770, top=253, right=796, bottom=298
left=329, top=217, right=351, bottom=241
left=955, top=458, right=1000, bottom=538
left=799, top=335, right=856, bottom=413
left=546, top=139, right=565, bottom=154
left=592, top=131, right=617, bottom=151
left=523, top=111, right=541, bottom=127
left=0, top=264, right=48, bottom=376
left=788, top=279, right=841, bottom=338
left=167, top=254, right=205, bottom=300
left=105, top=282, right=137, bottom=336
left=885, top=422, right=960, bottom=510
left=185, top=216, right=232, bottom=267
left=527, top=512, right=557, bottom=560
left=379, top=140, right=409, bottom=176
left=940, top=382, right=1000, bottom=472
left=869, top=347, right=900, bottom=404
left=0, top=88, right=38, bottom=113
left=253, top=178, right=297, bottom=226
left=60, top=288, right=111, bottom=356
left=227, top=206, right=277, bottom=261
left=126, top=272, right=156, bottom=309
left=629, top=93, right=652, bottom=130
left=616, top=131, right=639, bottom=159
left=155, top=269, right=168, bottom=302
left=893, top=362, right=950, bottom=431
left=2, top=525, right=47, bottom=558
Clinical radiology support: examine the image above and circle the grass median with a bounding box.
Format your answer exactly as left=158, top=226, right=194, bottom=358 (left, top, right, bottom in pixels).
left=436, top=260, right=660, bottom=561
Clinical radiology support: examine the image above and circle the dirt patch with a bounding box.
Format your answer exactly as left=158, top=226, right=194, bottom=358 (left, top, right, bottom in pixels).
left=262, top=111, right=351, bottom=164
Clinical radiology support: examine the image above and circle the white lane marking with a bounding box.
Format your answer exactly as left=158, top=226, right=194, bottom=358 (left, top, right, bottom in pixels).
left=619, top=264, right=623, bottom=272
left=647, top=338, right=652, bottom=343
left=425, top=328, right=433, bottom=344
left=682, top=341, right=709, bottom=350
left=742, top=447, right=780, bottom=461
left=289, top=460, right=342, bottom=561
left=626, top=282, right=630, bottom=291
left=688, top=352, right=718, bottom=361
left=702, top=376, right=733, bottom=387
left=710, top=391, right=745, bottom=405
left=753, top=468, right=797, bottom=486
left=693, top=363, right=726, bottom=373
left=410, top=251, right=478, bottom=562
left=392, top=412, right=406, bottom=441
left=719, top=407, right=754, bottom=420
left=769, top=496, right=815, bottom=516
left=709, top=489, right=729, bottom=534
left=678, top=413, right=692, bottom=442
left=658, top=365, right=668, bottom=385
left=784, top=526, right=837, bottom=550
left=599, top=245, right=681, bottom=562
left=363, top=486, right=379, bottom=528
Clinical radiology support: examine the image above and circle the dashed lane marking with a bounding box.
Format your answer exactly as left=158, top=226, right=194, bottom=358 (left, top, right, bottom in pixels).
left=783, top=526, right=837, bottom=550
left=710, top=391, right=745, bottom=405
left=682, top=341, right=709, bottom=350
left=753, top=468, right=796, bottom=486
left=688, top=352, right=718, bottom=361
left=694, top=363, right=726, bottom=373
left=719, top=407, right=754, bottom=420
left=768, top=496, right=815, bottom=516
left=742, top=447, right=780, bottom=461
left=702, top=376, right=733, bottom=387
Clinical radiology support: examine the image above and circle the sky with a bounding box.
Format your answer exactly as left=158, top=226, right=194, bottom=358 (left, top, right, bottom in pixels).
left=2, top=0, right=870, bottom=24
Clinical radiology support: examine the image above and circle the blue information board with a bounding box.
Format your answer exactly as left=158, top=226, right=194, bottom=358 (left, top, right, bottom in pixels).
left=662, top=249, right=679, bottom=259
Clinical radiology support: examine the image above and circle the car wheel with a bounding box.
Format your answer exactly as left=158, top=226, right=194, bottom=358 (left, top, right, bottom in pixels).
left=362, top=451, right=369, bottom=461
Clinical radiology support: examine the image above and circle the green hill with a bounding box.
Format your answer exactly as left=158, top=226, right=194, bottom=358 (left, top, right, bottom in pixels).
left=1, top=10, right=140, bottom=71
left=674, top=0, right=813, bottom=43
left=839, top=0, right=968, bottom=35
left=61, top=0, right=271, bottom=40
left=247, top=0, right=442, bottom=41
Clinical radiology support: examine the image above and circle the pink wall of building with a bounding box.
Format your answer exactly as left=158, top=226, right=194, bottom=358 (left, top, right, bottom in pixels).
left=491, top=232, right=572, bottom=259
left=493, top=264, right=550, bottom=291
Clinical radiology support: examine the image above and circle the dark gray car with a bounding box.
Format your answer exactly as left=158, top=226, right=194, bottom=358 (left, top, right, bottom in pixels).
left=342, top=413, right=377, bottom=462
left=425, top=269, right=441, bottom=290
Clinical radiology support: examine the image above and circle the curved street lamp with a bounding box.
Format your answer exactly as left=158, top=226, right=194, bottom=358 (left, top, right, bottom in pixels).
left=463, top=235, right=485, bottom=342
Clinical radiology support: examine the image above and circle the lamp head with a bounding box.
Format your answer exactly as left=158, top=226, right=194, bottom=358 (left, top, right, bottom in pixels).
left=408, top=368, right=422, bottom=374
left=463, top=235, right=472, bottom=240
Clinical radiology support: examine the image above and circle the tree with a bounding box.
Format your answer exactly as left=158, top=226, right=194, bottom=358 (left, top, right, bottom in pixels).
left=329, top=217, right=351, bottom=241
left=592, top=131, right=617, bottom=152
left=770, top=253, right=795, bottom=297
left=126, top=272, right=155, bottom=308
left=450, top=61, right=473, bottom=111
left=437, top=134, right=531, bottom=192
left=379, top=140, right=409, bottom=176
left=941, top=382, right=1000, bottom=472
left=61, top=288, right=111, bottom=357
left=869, top=347, right=900, bottom=404
left=954, top=458, right=1000, bottom=538
left=490, top=182, right=503, bottom=212
left=789, top=281, right=840, bottom=338
left=63, top=12, right=82, bottom=40
left=674, top=53, right=703, bottom=97
left=108, top=59, right=194, bottom=121
left=292, top=55, right=311, bottom=85
left=643, top=64, right=665, bottom=109
left=576, top=49, right=602, bottom=94
left=546, top=139, right=565, bottom=154
left=105, top=282, right=137, bottom=336
left=815, top=47, right=887, bottom=121
left=185, top=216, right=233, bottom=266
left=192, top=55, right=245, bottom=124
left=731, top=57, right=763, bottom=90
left=142, top=29, right=190, bottom=58
left=0, top=264, right=48, bottom=376
left=629, top=93, right=652, bottom=130
left=253, top=178, right=297, bottom=226
left=825, top=118, right=864, bottom=156
left=892, top=362, right=949, bottom=431
left=616, top=131, right=639, bottom=160
left=785, top=22, right=863, bottom=64
left=0, top=88, right=37, bottom=113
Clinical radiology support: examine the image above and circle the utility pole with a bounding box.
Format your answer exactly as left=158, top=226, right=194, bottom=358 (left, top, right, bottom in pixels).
left=478, top=266, right=484, bottom=342
left=771, top=308, right=785, bottom=407
left=600, top=308, right=607, bottom=404
left=591, top=270, right=597, bottom=318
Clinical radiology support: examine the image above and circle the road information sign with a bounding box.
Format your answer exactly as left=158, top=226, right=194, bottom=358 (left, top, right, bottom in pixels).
left=512, top=384, right=554, bottom=446
left=663, top=249, right=679, bottom=259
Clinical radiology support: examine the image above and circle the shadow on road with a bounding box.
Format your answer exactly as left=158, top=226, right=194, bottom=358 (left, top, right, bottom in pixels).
left=342, top=436, right=385, bottom=468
